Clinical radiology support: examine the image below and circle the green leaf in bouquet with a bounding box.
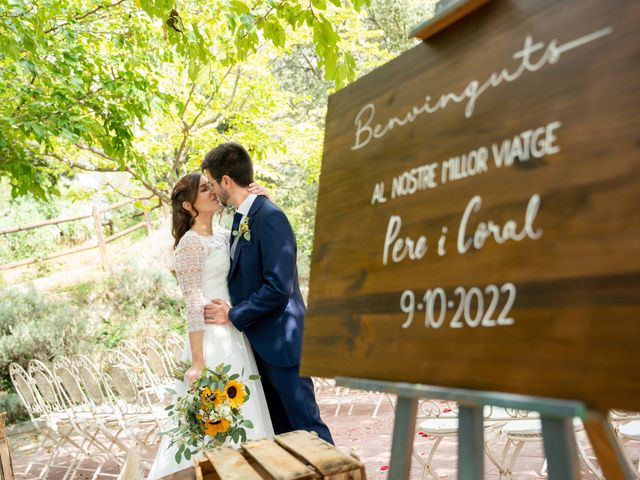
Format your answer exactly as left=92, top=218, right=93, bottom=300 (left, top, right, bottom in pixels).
left=229, top=373, right=239, bottom=380
left=168, top=411, right=174, bottom=416
left=165, top=404, right=174, bottom=410
left=175, top=444, right=184, bottom=463
left=248, top=374, right=260, bottom=380
left=245, top=386, right=251, bottom=396
left=165, top=388, right=177, bottom=395
left=242, top=419, right=254, bottom=429
left=184, top=448, right=192, bottom=460
left=223, top=364, right=232, bottom=374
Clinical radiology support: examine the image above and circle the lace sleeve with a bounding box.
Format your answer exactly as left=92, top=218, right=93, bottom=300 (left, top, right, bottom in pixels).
left=174, top=233, right=206, bottom=333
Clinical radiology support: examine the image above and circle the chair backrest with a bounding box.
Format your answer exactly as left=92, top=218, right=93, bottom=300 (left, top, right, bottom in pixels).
left=100, top=349, right=142, bottom=405
left=419, top=399, right=457, bottom=418
left=163, top=332, right=184, bottom=367
left=138, top=337, right=172, bottom=382
left=8, top=363, right=43, bottom=420
left=71, top=354, right=107, bottom=406
left=51, top=356, right=87, bottom=407
left=118, top=340, right=144, bottom=364
left=27, top=359, right=67, bottom=413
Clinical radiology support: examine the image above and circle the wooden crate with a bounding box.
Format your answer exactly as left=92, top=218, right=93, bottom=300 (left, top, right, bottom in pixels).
left=0, top=413, right=14, bottom=480
left=196, top=430, right=366, bottom=480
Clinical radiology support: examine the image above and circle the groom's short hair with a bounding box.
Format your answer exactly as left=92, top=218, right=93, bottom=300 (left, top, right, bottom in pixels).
left=201, top=142, right=254, bottom=187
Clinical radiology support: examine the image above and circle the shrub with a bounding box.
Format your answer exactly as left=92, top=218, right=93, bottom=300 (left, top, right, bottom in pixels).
left=0, top=392, right=29, bottom=425
left=0, top=287, right=97, bottom=392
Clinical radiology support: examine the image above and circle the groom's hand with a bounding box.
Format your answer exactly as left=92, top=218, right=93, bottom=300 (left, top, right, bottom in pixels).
left=203, top=300, right=231, bottom=325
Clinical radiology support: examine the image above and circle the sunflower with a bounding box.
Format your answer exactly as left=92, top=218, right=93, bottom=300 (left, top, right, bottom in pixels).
left=200, top=386, right=223, bottom=408
left=203, top=418, right=230, bottom=436
left=223, top=380, right=246, bottom=409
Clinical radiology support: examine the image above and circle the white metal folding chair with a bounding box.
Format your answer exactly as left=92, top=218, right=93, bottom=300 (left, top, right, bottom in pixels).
left=9, top=362, right=66, bottom=478
left=412, top=399, right=460, bottom=480
left=334, top=387, right=395, bottom=418
left=163, top=332, right=185, bottom=370
left=28, top=358, right=115, bottom=479
left=137, top=337, right=175, bottom=403
left=412, top=401, right=540, bottom=480
left=491, top=416, right=601, bottom=480
left=71, top=354, right=133, bottom=458
left=99, top=349, right=166, bottom=457
left=52, top=355, right=127, bottom=469
left=610, top=411, right=640, bottom=479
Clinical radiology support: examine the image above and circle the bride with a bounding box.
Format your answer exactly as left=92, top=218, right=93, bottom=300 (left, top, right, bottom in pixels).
left=147, top=172, right=274, bottom=479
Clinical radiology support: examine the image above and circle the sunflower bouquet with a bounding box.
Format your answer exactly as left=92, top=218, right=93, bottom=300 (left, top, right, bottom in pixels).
left=163, top=362, right=259, bottom=463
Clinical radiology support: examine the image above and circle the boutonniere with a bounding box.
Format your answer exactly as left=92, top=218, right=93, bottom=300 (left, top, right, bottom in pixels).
left=232, top=216, right=251, bottom=241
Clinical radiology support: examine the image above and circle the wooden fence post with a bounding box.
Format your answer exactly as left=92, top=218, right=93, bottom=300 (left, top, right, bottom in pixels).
left=143, top=208, right=153, bottom=236
left=92, top=204, right=108, bottom=270
left=0, top=413, right=14, bottom=480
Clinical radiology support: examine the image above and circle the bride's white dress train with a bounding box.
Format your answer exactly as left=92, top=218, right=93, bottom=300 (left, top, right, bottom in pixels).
left=147, top=229, right=273, bottom=479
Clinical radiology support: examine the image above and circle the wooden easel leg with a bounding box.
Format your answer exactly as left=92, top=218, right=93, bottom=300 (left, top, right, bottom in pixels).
left=388, top=395, right=419, bottom=480
left=583, top=410, right=635, bottom=480
left=541, top=416, right=581, bottom=480
left=458, top=405, right=484, bottom=480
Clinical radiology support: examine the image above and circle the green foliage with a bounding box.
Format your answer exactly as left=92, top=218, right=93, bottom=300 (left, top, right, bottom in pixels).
left=60, top=262, right=187, bottom=346
left=364, top=0, right=435, bottom=55
left=0, top=0, right=373, bottom=200
left=104, top=266, right=185, bottom=321
left=0, top=260, right=186, bottom=424
left=0, top=392, right=29, bottom=424
left=0, top=0, right=167, bottom=198
left=0, top=191, right=93, bottom=264
left=0, top=286, right=96, bottom=391
left=166, top=363, right=256, bottom=462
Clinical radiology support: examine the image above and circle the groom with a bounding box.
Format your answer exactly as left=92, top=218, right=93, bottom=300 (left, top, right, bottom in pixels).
left=200, top=142, right=333, bottom=444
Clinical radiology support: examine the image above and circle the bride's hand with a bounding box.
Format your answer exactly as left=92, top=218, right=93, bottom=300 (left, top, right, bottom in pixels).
left=248, top=182, right=273, bottom=202
left=184, top=364, right=204, bottom=387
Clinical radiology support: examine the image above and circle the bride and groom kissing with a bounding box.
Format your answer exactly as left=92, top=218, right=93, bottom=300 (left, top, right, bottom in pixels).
left=147, top=142, right=332, bottom=478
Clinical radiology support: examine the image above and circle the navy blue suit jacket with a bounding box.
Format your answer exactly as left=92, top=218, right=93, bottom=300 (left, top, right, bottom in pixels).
left=227, top=196, right=305, bottom=368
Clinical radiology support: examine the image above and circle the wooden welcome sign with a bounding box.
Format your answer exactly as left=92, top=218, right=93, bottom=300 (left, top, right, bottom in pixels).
left=302, top=0, right=640, bottom=411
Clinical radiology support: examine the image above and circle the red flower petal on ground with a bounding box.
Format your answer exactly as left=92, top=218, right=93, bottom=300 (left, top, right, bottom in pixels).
left=443, top=408, right=452, bottom=413
left=380, top=465, right=389, bottom=471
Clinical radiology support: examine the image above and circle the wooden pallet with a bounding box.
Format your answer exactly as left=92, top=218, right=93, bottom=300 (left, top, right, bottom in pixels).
left=196, top=430, right=366, bottom=480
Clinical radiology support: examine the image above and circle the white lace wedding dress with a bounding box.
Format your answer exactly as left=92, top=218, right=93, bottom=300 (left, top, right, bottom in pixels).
left=147, top=228, right=274, bottom=479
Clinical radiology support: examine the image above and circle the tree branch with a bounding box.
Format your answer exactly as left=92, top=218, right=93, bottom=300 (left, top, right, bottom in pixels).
left=44, top=0, right=128, bottom=34
left=182, top=81, right=198, bottom=126
left=75, top=143, right=115, bottom=162
left=75, top=143, right=170, bottom=202
left=299, top=49, right=323, bottom=81
left=38, top=148, right=121, bottom=173
left=105, top=182, right=154, bottom=201
left=123, top=165, right=170, bottom=204
left=186, top=65, right=235, bottom=132
left=192, top=68, right=242, bottom=131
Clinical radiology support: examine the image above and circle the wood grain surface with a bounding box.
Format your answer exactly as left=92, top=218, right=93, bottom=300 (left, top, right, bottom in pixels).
left=302, top=0, right=640, bottom=411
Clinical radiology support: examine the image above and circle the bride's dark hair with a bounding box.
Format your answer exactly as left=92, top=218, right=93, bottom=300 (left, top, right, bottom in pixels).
left=171, top=173, right=203, bottom=249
